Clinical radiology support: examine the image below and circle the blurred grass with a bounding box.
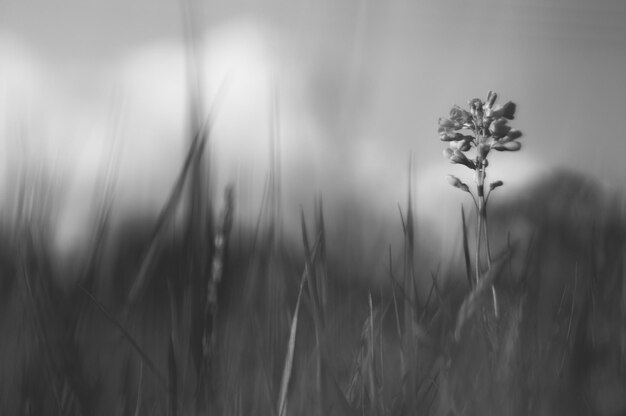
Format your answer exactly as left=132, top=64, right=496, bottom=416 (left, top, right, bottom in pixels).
left=1, top=149, right=626, bottom=416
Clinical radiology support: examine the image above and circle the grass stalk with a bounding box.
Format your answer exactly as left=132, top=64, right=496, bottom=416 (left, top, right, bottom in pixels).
left=277, top=263, right=307, bottom=416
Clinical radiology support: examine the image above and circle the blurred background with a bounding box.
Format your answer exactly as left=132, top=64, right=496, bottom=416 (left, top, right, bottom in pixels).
left=2, top=2, right=626, bottom=414
left=1, top=0, right=625, bottom=261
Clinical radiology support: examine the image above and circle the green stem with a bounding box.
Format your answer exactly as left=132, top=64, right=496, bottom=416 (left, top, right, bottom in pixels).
left=476, top=163, right=498, bottom=318
left=475, top=167, right=485, bottom=285
left=483, top=204, right=492, bottom=268
left=483, top=205, right=498, bottom=318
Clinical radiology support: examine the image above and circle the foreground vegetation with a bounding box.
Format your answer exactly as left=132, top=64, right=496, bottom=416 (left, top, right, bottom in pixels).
left=1, top=104, right=625, bottom=416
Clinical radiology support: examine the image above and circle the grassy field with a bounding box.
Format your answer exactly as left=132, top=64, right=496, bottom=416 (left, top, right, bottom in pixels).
left=1, top=109, right=625, bottom=416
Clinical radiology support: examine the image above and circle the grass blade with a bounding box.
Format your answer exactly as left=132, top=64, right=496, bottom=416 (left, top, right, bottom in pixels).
left=80, top=287, right=168, bottom=391
left=461, top=205, right=473, bottom=289
left=277, top=270, right=307, bottom=416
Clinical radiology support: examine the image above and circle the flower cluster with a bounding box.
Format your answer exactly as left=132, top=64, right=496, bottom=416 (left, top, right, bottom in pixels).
left=439, top=91, right=522, bottom=172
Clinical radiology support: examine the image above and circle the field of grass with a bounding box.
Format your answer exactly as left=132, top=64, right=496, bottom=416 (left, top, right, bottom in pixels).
left=1, top=102, right=625, bottom=416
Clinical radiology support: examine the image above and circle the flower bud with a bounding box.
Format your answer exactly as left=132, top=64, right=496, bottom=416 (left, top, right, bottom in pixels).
left=449, top=138, right=473, bottom=152
left=506, top=129, right=523, bottom=141
left=439, top=118, right=455, bottom=129
left=468, top=98, right=484, bottom=118
left=486, top=91, right=497, bottom=109
left=446, top=175, right=470, bottom=193
left=450, top=149, right=476, bottom=169
left=477, top=142, right=491, bottom=159
left=492, top=141, right=521, bottom=151
left=489, top=180, right=504, bottom=191
left=440, top=131, right=465, bottom=142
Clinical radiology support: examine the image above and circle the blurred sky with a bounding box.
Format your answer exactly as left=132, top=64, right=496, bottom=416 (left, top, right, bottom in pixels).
left=1, top=0, right=626, bottom=255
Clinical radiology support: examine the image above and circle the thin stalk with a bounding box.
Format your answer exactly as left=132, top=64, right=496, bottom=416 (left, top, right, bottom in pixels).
left=475, top=162, right=498, bottom=317
left=475, top=166, right=485, bottom=285
left=483, top=205, right=493, bottom=268
left=483, top=207, right=498, bottom=318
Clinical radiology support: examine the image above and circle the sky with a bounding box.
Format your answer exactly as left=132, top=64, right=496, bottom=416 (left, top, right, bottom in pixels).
left=1, top=0, right=626, bottom=258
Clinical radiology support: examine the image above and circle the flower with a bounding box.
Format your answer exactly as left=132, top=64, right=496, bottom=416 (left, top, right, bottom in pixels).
left=491, top=101, right=516, bottom=120
left=489, top=117, right=511, bottom=138
left=485, top=90, right=497, bottom=109
left=439, top=130, right=462, bottom=141
left=449, top=106, right=472, bottom=125
left=449, top=139, right=472, bottom=152
left=468, top=98, right=484, bottom=118
left=438, top=91, right=522, bottom=167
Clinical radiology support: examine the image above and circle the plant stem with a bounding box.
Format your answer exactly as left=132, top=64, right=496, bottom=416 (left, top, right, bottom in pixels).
left=475, top=162, right=499, bottom=318
left=475, top=166, right=484, bottom=286
left=483, top=204, right=498, bottom=317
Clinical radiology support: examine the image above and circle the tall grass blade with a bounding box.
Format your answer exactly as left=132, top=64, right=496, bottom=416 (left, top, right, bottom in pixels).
left=454, top=249, right=510, bottom=342
left=128, top=80, right=229, bottom=302
left=133, top=361, right=144, bottom=416
left=461, top=205, right=473, bottom=289
left=80, top=287, right=168, bottom=390
left=168, top=336, right=178, bottom=416
left=277, top=268, right=307, bottom=416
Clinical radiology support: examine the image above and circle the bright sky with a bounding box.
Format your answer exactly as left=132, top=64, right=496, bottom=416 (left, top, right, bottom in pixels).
left=1, top=0, right=626, bottom=256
